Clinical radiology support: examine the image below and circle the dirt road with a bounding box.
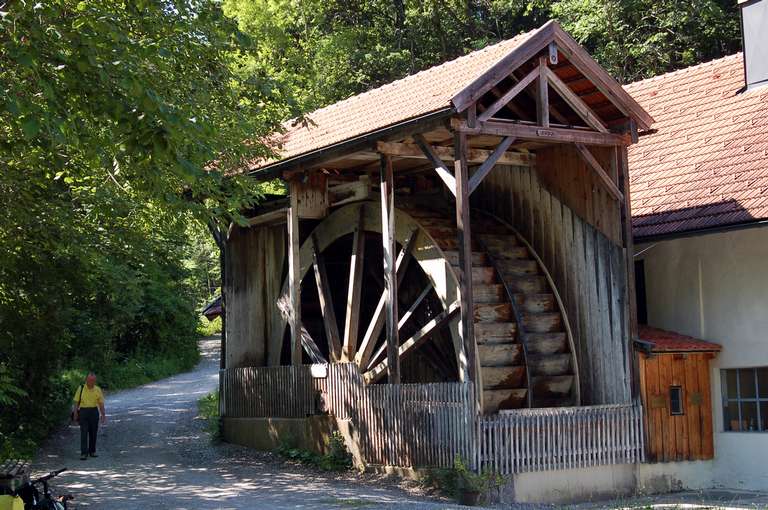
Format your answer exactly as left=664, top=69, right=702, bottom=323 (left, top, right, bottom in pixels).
left=34, top=337, right=470, bottom=509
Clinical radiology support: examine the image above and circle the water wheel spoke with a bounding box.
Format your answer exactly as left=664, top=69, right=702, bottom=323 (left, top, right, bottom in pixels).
left=364, top=301, right=460, bottom=383
left=311, top=234, right=342, bottom=361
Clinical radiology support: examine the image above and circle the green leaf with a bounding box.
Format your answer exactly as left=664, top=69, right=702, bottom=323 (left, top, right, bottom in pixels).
left=21, top=118, right=40, bottom=139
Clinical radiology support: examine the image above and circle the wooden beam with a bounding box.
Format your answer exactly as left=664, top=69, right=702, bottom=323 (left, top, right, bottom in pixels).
left=380, top=154, right=399, bottom=384
left=477, top=67, right=540, bottom=123
left=537, top=57, right=550, bottom=128
left=247, top=208, right=287, bottom=227
left=454, top=131, right=477, bottom=391
left=574, top=143, right=624, bottom=201
left=467, top=136, right=516, bottom=195
left=543, top=66, right=608, bottom=133
left=311, top=234, right=342, bottom=361
left=376, top=140, right=534, bottom=167
left=342, top=206, right=365, bottom=361
left=287, top=180, right=302, bottom=365
left=617, top=146, right=640, bottom=398
left=366, top=282, right=434, bottom=370
left=354, top=228, right=418, bottom=369
left=453, top=118, right=631, bottom=146
left=364, top=301, right=460, bottom=383
left=398, top=283, right=433, bottom=331
left=490, top=85, right=532, bottom=121
left=413, top=134, right=457, bottom=195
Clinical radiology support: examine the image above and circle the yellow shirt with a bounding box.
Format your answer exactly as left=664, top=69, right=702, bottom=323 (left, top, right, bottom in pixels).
left=73, top=385, right=104, bottom=408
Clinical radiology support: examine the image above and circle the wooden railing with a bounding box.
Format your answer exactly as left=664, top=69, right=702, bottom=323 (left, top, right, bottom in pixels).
left=220, top=364, right=644, bottom=473
left=477, top=403, right=644, bottom=475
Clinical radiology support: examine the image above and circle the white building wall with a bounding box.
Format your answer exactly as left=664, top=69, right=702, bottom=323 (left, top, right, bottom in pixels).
left=637, top=226, right=768, bottom=491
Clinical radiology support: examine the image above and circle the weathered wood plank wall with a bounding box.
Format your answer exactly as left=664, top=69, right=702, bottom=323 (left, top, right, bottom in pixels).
left=474, top=157, right=631, bottom=404
left=224, top=223, right=286, bottom=368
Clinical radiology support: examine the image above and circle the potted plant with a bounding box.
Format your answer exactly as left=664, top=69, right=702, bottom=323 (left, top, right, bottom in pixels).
left=453, top=456, right=501, bottom=506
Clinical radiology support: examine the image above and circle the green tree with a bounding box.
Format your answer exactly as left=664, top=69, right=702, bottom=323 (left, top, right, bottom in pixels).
left=0, top=0, right=287, bottom=458
left=224, top=0, right=741, bottom=113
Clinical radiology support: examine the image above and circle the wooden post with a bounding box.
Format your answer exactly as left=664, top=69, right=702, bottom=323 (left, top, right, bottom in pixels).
left=288, top=179, right=303, bottom=365
left=617, top=145, right=639, bottom=393
left=454, top=131, right=477, bottom=394
left=380, top=154, right=400, bottom=384
left=537, top=56, right=549, bottom=128
left=342, top=206, right=365, bottom=361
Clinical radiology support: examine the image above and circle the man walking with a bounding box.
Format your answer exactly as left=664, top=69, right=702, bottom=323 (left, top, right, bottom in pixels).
left=73, top=373, right=106, bottom=460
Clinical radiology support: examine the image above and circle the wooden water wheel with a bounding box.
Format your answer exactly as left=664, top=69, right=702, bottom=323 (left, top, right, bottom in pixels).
left=270, top=200, right=580, bottom=413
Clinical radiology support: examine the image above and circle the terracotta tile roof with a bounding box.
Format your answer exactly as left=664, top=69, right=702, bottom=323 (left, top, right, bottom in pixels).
left=638, top=325, right=722, bottom=353
left=247, top=30, right=535, bottom=172
left=626, top=54, right=768, bottom=239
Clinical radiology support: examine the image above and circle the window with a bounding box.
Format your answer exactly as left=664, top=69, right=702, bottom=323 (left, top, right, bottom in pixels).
left=635, top=260, right=648, bottom=325
left=721, top=367, right=768, bottom=432
left=670, top=386, right=684, bottom=415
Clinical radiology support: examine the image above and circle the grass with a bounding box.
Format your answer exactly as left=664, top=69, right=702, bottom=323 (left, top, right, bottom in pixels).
left=197, top=391, right=220, bottom=440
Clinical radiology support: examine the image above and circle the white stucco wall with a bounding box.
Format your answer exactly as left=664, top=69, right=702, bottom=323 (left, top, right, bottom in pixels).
left=637, top=226, right=768, bottom=491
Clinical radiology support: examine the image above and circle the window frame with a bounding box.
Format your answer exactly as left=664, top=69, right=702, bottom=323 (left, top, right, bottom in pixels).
left=721, top=367, right=768, bottom=432
left=669, top=385, right=684, bottom=416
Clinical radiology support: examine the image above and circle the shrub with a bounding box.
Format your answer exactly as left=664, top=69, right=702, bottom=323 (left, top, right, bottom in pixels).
left=196, top=316, right=222, bottom=336
left=197, top=391, right=221, bottom=440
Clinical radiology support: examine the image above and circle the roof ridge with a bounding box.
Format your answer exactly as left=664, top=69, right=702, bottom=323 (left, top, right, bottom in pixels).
left=284, top=30, right=535, bottom=128
left=625, top=52, right=743, bottom=90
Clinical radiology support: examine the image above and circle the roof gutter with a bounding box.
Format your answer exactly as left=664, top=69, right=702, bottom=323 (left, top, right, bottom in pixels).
left=247, top=107, right=455, bottom=180
left=634, top=217, right=768, bottom=244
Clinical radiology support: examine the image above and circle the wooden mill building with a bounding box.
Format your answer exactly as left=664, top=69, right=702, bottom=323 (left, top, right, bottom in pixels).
left=219, top=21, right=659, bottom=502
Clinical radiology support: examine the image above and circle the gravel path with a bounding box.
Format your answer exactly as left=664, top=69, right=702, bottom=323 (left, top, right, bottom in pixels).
left=34, top=337, right=480, bottom=510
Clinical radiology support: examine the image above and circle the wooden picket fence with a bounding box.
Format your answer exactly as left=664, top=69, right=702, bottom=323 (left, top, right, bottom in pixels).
left=220, top=363, right=474, bottom=468
left=476, top=403, right=644, bottom=475
left=220, top=364, right=644, bottom=473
